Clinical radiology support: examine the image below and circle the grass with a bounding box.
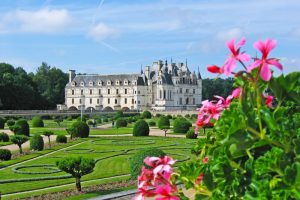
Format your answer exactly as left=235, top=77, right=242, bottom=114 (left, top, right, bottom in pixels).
left=0, top=136, right=196, bottom=198
left=0, top=141, right=13, bottom=147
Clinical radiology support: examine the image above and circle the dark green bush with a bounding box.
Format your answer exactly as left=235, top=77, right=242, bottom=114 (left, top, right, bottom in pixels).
left=173, top=118, right=192, bottom=134
left=70, top=121, right=90, bottom=138
left=31, top=116, right=44, bottom=128
left=30, top=134, right=44, bottom=151
left=186, top=129, right=198, bottom=139
left=13, top=119, right=30, bottom=136
left=141, top=110, right=152, bottom=119
left=0, top=117, right=4, bottom=129
left=130, top=148, right=166, bottom=179
left=56, top=135, right=67, bottom=143
left=87, top=120, right=96, bottom=126
left=115, top=110, right=124, bottom=119
left=184, top=114, right=191, bottom=118
left=116, top=118, right=128, bottom=128
left=148, top=120, right=156, bottom=126
left=103, top=118, right=108, bottom=123
left=166, top=115, right=173, bottom=120
left=66, top=116, right=73, bottom=121
left=0, top=132, right=9, bottom=142
left=155, top=113, right=162, bottom=118
left=6, top=119, right=15, bottom=127
left=0, top=149, right=12, bottom=161
left=132, top=119, right=149, bottom=136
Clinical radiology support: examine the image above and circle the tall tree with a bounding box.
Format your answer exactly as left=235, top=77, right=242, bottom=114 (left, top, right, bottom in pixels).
left=202, top=78, right=234, bottom=100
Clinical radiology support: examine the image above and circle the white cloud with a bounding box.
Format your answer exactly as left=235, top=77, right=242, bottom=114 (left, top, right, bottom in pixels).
left=216, top=28, right=243, bottom=42
left=88, top=23, right=119, bottom=41
left=1, top=8, right=72, bottom=33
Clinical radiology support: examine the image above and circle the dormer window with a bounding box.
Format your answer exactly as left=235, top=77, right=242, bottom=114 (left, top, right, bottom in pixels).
left=71, top=81, right=76, bottom=86
left=89, top=81, right=93, bottom=86
left=98, top=81, right=102, bottom=86
left=80, top=81, right=84, bottom=86
left=116, top=80, right=120, bottom=85
left=107, top=80, right=111, bottom=85
left=124, top=80, right=128, bottom=85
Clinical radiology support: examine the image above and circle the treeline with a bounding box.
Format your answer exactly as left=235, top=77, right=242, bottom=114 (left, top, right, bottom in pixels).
left=0, top=62, right=234, bottom=110
left=0, top=62, right=68, bottom=110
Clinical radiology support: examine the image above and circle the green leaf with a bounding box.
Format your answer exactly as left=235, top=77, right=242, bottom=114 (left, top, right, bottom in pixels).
left=260, top=108, right=278, bottom=131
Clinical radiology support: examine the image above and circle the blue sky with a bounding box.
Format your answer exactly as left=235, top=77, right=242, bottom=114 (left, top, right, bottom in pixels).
left=0, top=0, right=299, bottom=78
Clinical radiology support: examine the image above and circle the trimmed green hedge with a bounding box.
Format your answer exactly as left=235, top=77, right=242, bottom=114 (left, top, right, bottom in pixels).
left=116, top=118, right=128, bottom=128
left=70, top=121, right=90, bottom=138
left=12, top=164, right=61, bottom=174
left=13, top=119, right=30, bottom=136
left=173, top=118, right=192, bottom=133
left=30, top=134, right=44, bottom=151
left=6, top=119, right=15, bottom=127
left=31, top=116, right=44, bottom=127
left=133, top=119, right=149, bottom=136
left=148, top=120, right=156, bottom=126
left=141, top=110, right=152, bottom=119
left=130, top=148, right=165, bottom=179
left=56, top=135, right=67, bottom=143
left=0, top=132, right=9, bottom=142
left=186, top=129, right=198, bottom=139
left=0, top=117, right=5, bottom=129
left=0, top=149, right=12, bottom=161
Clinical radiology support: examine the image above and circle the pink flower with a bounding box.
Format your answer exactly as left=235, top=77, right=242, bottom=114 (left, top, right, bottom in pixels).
left=195, top=173, right=204, bottom=184
left=207, top=65, right=222, bottom=74
left=231, top=87, right=241, bottom=98
left=264, top=95, right=273, bottom=108
left=143, top=156, right=176, bottom=180
left=221, top=38, right=250, bottom=75
left=247, top=39, right=283, bottom=81
left=203, top=156, right=209, bottom=163
left=155, top=185, right=180, bottom=200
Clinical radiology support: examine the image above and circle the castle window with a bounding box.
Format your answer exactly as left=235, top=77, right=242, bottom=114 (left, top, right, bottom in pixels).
left=99, top=89, right=101, bottom=94
left=72, top=98, right=74, bottom=104
left=193, top=89, right=195, bottom=94
left=108, top=98, right=110, bottom=104
left=186, top=98, right=189, bottom=105
left=72, top=90, right=74, bottom=95
left=193, top=98, right=195, bottom=104
left=90, top=98, right=92, bottom=104
left=186, top=89, right=189, bottom=93
left=90, top=89, right=92, bottom=95
left=116, top=80, right=119, bottom=85
left=80, top=82, right=84, bottom=86
left=124, top=80, right=128, bottom=85
left=98, top=81, right=102, bottom=86
left=179, top=98, right=182, bottom=105
left=80, top=99, right=82, bottom=104
left=71, top=82, right=76, bottom=86
left=107, top=80, right=111, bottom=85
left=81, top=89, right=83, bottom=95
left=160, top=90, right=162, bottom=99
left=97, top=99, right=99, bottom=104
left=138, top=91, right=140, bottom=94
left=132, top=99, right=134, bottom=104
left=116, top=89, right=119, bottom=94
left=115, top=99, right=117, bottom=104
left=163, top=90, right=166, bottom=99
left=108, top=89, right=110, bottom=94
left=135, top=101, right=136, bottom=104
left=125, top=98, right=127, bottom=104
left=89, top=81, right=93, bottom=86
left=125, top=89, right=127, bottom=94
left=138, top=100, right=140, bottom=104
left=135, top=90, right=137, bottom=94
left=179, top=88, right=182, bottom=94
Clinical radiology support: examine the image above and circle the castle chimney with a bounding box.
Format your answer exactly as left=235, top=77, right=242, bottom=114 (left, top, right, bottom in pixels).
left=69, top=70, right=76, bottom=82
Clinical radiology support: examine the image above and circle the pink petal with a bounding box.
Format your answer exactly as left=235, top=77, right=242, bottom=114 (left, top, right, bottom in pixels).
left=231, top=87, right=241, bottom=98
left=253, top=41, right=265, bottom=53
left=247, top=60, right=262, bottom=72
left=226, top=39, right=236, bottom=54
left=265, top=39, right=277, bottom=57
left=267, top=58, right=283, bottom=70
left=236, top=37, right=246, bottom=49
left=222, top=58, right=236, bottom=75
left=237, top=53, right=251, bottom=62
left=214, top=95, right=225, bottom=101
left=260, top=63, right=272, bottom=81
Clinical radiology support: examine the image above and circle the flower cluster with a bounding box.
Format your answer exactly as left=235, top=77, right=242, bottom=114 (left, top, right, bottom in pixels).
left=134, top=156, right=179, bottom=200
left=195, top=88, right=241, bottom=133
left=207, top=38, right=282, bottom=81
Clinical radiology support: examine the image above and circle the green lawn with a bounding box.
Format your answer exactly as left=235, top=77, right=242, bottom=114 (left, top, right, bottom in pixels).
left=0, top=136, right=196, bottom=199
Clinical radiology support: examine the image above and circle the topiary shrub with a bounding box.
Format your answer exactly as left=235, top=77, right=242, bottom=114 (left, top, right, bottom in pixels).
left=13, top=119, right=30, bottom=136
left=155, top=113, right=162, bottom=118
left=0, top=149, right=12, bottom=161
left=116, top=118, right=128, bottom=128
left=70, top=121, right=90, bottom=138
left=6, top=119, right=15, bottom=127
left=0, top=132, right=9, bottom=142
left=133, top=119, right=149, bottom=137
left=184, top=114, right=191, bottom=118
left=173, top=118, right=192, bottom=134
left=130, top=148, right=166, bottom=179
left=158, top=116, right=170, bottom=137
left=186, top=129, right=198, bottom=139
left=115, top=110, right=124, bottom=119
left=30, top=134, right=44, bottom=151
left=141, top=110, right=152, bottom=119
left=166, top=115, right=173, bottom=120
left=148, top=120, right=156, bottom=127
left=56, top=135, right=67, bottom=143
left=103, top=118, right=108, bottom=123
left=0, top=117, right=4, bottom=129
left=31, top=116, right=44, bottom=128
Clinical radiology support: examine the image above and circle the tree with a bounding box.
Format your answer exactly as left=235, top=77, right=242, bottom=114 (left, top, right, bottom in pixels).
left=10, top=135, right=28, bottom=154
left=43, top=131, right=54, bottom=148
left=157, top=116, right=170, bottom=137
left=56, top=157, right=95, bottom=191
left=202, top=78, right=234, bottom=100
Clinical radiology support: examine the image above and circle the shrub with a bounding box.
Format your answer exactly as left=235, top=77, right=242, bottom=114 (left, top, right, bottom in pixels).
left=70, top=121, right=90, bottom=138
left=56, top=157, right=95, bottom=191
left=115, top=118, right=128, bottom=128
left=43, top=131, right=54, bottom=148
left=155, top=113, right=162, bottom=118
left=87, top=120, right=96, bottom=126
left=6, top=119, right=15, bottom=127
left=148, top=120, right=156, bottom=126
left=166, top=115, right=173, bottom=120
left=173, top=118, right=192, bottom=134
left=10, top=135, right=28, bottom=153
left=0, top=149, right=12, bottom=161
left=141, top=110, right=152, bottom=119
left=13, top=119, right=30, bottom=136
left=115, top=110, right=124, bottom=119
left=130, top=148, right=166, bottom=179
left=133, top=119, right=149, bottom=136
left=184, top=114, right=191, bottom=118
left=66, top=116, right=73, bottom=121
left=31, top=116, right=44, bottom=128
left=158, top=116, right=170, bottom=137
left=30, top=134, right=44, bottom=151
left=56, top=135, right=67, bottom=143
left=102, top=118, right=108, bottom=123
left=0, top=132, right=9, bottom=142
left=0, top=117, right=4, bottom=129
left=186, top=129, right=198, bottom=139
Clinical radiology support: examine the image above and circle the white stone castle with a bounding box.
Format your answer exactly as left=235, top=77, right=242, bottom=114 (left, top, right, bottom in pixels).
left=57, top=60, right=202, bottom=111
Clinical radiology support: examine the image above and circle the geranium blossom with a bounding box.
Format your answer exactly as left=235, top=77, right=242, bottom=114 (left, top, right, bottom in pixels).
left=155, top=185, right=180, bottom=200
left=221, top=38, right=250, bottom=75
left=264, top=95, right=273, bottom=108
left=247, top=39, right=283, bottom=81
